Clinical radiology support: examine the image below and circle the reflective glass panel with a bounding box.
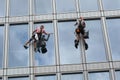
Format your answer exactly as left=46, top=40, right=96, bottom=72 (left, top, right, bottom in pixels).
left=79, top=0, right=98, bottom=12
left=10, top=0, right=28, bottom=16
left=36, top=75, right=55, bottom=80
left=34, top=23, right=55, bottom=66
left=85, top=20, right=106, bottom=62
left=0, top=26, right=4, bottom=68
left=58, top=21, right=81, bottom=64
left=8, top=24, right=29, bottom=67
left=102, top=0, right=120, bottom=10
left=9, top=77, right=28, bottom=80
left=0, top=0, right=5, bottom=17
left=89, top=72, right=110, bottom=80
left=115, top=71, right=120, bottom=80
left=56, top=0, right=76, bottom=13
left=106, top=19, right=120, bottom=61
left=61, top=73, right=83, bottom=80
left=34, top=0, right=52, bottom=15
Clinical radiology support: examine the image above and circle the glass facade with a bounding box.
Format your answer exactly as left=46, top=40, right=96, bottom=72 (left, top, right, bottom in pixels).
left=89, top=72, right=110, bottom=80
left=0, top=0, right=120, bottom=80
left=0, top=26, right=4, bottom=68
left=8, top=24, right=29, bottom=67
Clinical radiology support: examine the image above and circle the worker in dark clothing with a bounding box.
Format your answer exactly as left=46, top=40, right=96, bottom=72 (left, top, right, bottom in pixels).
left=74, top=17, right=89, bottom=50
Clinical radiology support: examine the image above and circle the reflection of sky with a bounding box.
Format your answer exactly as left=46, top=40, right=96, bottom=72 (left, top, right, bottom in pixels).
left=89, top=72, right=109, bottom=80
left=35, top=0, right=52, bottom=14
left=10, top=0, right=28, bottom=16
left=8, top=24, right=29, bottom=67
left=36, top=75, right=55, bottom=80
left=115, top=71, right=120, bottom=80
left=34, top=23, right=55, bottom=66
left=58, top=21, right=81, bottom=64
left=85, top=20, right=106, bottom=62
left=61, top=73, right=83, bottom=80
left=106, top=19, right=120, bottom=61
left=56, top=0, right=76, bottom=13
left=0, top=26, right=4, bottom=68
left=0, top=0, right=5, bottom=17
left=79, top=0, right=98, bottom=12
left=102, top=0, right=120, bottom=10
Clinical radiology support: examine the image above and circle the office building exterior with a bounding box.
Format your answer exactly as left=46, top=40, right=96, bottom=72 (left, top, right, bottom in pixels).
left=0, top=0, right=120, bottom=80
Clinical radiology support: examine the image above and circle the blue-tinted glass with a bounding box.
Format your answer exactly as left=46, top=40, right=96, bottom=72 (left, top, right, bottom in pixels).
left=36, top=75, right=55, bottom=80
left=9, top=77, right=28, bottom=80
left=62, top=73, right=83, bottom=80
left=0, top=0, right=5, bottom=17
left=34, top=23, right=55, bottom=66
left=58, top=21, right=81, bottom=64
left=89, top=72, right=110, bottom=80
left=79, top=0, right=98, bottom=12
left=0, top=26, right=4, bottom=69
left=8, top=24, right=29, bottom=67
left=106, top=19, right=120, bottom=61
left=102, top=0, right=120, bottom=10
left=85, top=20, right=106, bottom=62
left=34, top=0, right=52, bottom=15
left=115, top=71, right=120, bottom=80
left=56, top=0, right=76, bottom=13
left=10, top=0, right=28, bottom=16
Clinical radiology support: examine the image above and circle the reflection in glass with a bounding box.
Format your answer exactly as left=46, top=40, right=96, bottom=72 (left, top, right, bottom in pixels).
left=8, top=77, right=28, bottom=80
left=58, top=21, right=81, bottom=64
left=79, top=0, right=98, bottom=12
left=8, top=24, right=29, bottom=67
left=0, top=0, right=5, bottom=17
left=61, top=73, right=83, bottom=80
left=34, top=0, right=52, bottom=15
left=89, top=72, right=110, bottom=80
left=56, top=0, right=76, bottom=13
left=106, top=19, right=120, bottom=61
left=115, top=71, right=120, bottom=80
left=10, top=0, right=28, bottom=16
left=102, top=0, right=120, bottom=10
left=36, top=75, right=55, bottom=80
left=34, top=23, right=55, bottom=66
left=85, top=20, right=106, bottom=62
left=0, top=26, right=4, bottom=69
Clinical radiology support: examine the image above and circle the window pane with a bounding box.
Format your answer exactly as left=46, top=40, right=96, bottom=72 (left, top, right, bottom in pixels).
left=34, top=0, right=52, bottom=15
left=85, top=20, right=106, bottom=62
left=106, top=19, right=120, bottom=61
left=56, top=0, right=76, bottom=13
left=89, top=72, right=110, bottom=80
left=0, top=26, right=4, bottom=69
left=58, top=21, right=81, bottom=64
left=34, top=23, right=55, bottom=66
left=10, top=0, right=28, bottom=16
left=36, top=75, right=55, bottom=80
left=62, top=73, right=83, bottom=80
left=9, top=77, right=28, bottom=80
left=115, top=71, right=120, bottom=80
left=0, top=0, right=5, bottom=17
left=102, top=0, right=120, bottom=10
left=8, top=24, right=29, bottom=67
left=79, top=0, right=98, bottom=12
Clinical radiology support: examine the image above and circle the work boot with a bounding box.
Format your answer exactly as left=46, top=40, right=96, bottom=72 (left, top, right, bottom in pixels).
left=38, top=48, right=40, bottom=53
left=23, top=45, right=28, bottom=49
left=85, top=42, right=88, bottom=50
left=74, top=40, right=79, bottom=49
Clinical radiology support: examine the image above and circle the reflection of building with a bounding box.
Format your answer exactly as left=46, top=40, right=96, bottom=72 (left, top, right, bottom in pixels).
left=0, top=0, right=120, bottom=80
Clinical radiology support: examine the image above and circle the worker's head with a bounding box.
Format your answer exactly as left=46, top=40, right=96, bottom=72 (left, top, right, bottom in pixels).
left=79, top=17, right=84, bottom=20
left=40, top=25, right=44, bottom=29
